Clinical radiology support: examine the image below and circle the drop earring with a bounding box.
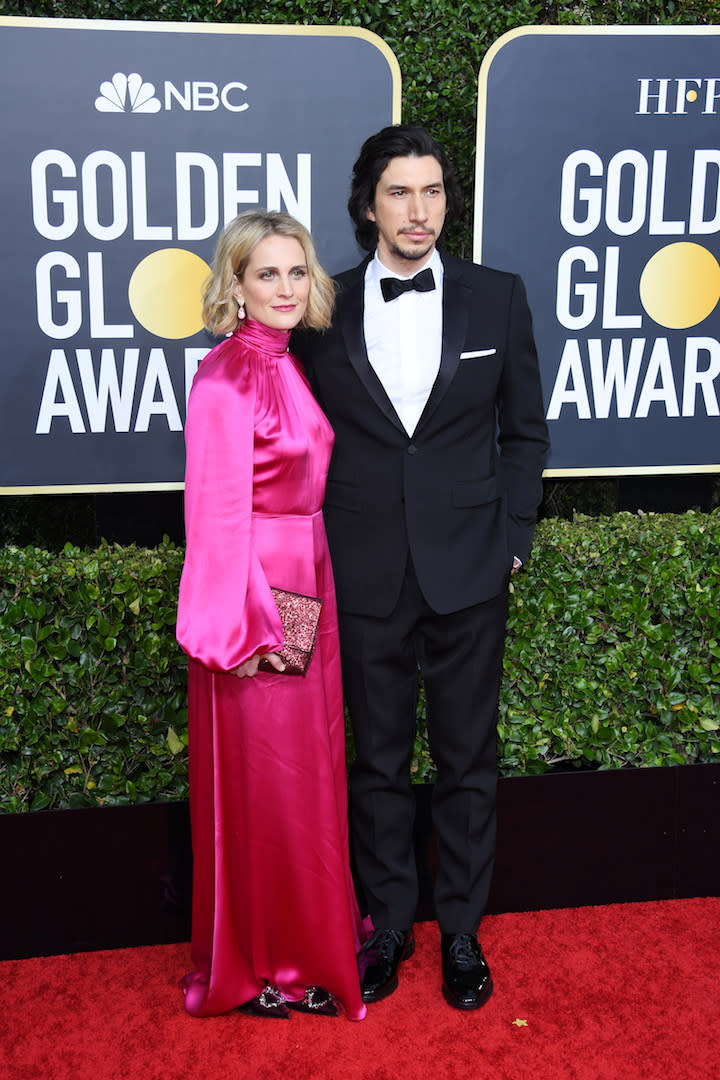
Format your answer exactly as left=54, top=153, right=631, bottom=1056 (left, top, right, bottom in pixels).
left=232, top=273, right=245, bottom=320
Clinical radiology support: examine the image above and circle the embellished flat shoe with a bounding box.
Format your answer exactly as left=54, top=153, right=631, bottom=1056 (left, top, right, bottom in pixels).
left=288, top=986, right=340, bottom=1017
left=238, top=984, right=290, bottom=1019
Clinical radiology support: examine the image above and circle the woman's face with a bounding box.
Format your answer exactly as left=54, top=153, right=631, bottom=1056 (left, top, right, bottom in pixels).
left=233, top=234, right=311, bottom=330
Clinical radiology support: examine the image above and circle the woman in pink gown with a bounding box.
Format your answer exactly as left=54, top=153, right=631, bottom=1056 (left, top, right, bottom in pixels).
left=176, top=210, right=366, bottom=1020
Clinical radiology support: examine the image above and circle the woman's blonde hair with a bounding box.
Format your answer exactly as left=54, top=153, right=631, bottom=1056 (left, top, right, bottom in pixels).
left=202, top=210, right=335, bottom=335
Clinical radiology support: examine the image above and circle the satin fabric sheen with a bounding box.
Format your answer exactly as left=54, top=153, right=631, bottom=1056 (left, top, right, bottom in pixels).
left=176, top=319, right=367, bottom=1019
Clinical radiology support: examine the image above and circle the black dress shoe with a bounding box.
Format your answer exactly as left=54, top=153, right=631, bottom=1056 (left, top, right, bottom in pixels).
left=287, top=986, right=340, bottom=1017
left=238, top=985, right=290, bottom=1018
left=441, top=933, right=493, bottom=1010
left=358, top=928, right=415, bottom=1003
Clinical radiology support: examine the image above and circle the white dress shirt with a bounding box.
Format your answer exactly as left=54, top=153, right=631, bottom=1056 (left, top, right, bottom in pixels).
left=363, top=250, right=444, bottom=436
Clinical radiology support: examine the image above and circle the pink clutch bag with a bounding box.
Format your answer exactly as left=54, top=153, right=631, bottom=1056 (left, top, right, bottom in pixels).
left=258, top=587, right=323, bottom=676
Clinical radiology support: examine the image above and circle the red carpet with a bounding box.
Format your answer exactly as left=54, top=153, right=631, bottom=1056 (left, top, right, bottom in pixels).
left=2, top=898, right=718, bottom=1080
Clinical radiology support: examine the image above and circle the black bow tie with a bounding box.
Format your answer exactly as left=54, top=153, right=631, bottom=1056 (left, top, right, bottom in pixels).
left=380, top=267, right=436, bottom=302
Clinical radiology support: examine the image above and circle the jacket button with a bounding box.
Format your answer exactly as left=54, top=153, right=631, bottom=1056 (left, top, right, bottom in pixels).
left=407, top=444, right=417, bottom=455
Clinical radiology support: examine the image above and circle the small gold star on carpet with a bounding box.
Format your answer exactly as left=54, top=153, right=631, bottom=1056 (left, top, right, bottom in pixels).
left=512, top=1018, right=528, bottom=1027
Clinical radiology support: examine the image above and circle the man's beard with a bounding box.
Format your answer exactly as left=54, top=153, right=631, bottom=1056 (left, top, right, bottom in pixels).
left=389, top=235, right=436, bottom=263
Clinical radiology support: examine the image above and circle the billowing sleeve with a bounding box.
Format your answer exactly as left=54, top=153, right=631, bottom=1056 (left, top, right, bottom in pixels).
left=176, top=350, right=283, bottom=671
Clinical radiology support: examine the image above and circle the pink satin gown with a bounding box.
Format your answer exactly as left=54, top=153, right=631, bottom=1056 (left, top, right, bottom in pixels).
left=176, top=318, right=367, bottom=1020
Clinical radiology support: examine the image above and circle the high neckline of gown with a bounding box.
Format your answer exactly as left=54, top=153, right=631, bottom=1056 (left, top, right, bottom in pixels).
left=233, top=318, right=292, bottom=357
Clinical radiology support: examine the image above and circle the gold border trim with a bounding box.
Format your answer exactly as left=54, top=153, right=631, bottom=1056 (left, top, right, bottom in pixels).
left=0, top=16, right=402, bottom=121
left=0, top=483, right=185, bottom=494
left=4, top=464, right=719, bottom=494
left=544, top=465, right=720, bottom=478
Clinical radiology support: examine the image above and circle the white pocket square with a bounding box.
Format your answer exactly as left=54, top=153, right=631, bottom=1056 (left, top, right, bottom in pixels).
left=460, top=349, right=496, bottom=359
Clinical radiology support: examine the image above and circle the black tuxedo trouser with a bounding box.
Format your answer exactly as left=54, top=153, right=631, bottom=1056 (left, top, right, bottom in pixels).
left=339, top=556, right=509, bottom=935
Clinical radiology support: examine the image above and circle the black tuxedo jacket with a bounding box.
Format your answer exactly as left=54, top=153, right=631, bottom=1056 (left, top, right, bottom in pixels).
left=293, top=253, right=549, bottom=618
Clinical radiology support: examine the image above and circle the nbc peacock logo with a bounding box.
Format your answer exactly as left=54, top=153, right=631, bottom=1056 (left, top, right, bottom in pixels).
left=95, top=73, right=161, bottom=114
left=93, top=72, right=250, bottom=114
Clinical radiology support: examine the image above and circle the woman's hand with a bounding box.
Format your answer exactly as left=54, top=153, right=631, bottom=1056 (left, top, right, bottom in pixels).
left=231, top=651, right=285, bottom=678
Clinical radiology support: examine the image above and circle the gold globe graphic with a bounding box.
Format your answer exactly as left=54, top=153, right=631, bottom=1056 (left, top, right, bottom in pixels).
left=639, top=242, right=720, bottom=330
left=128, top=248, right=211, bottom=339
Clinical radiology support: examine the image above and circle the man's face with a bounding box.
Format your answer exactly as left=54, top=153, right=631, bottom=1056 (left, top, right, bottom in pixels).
left=367, top=154, right=448, bottom=275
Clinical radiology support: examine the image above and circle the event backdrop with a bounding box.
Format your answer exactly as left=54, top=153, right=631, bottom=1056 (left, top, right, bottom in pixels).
left=0, top=17, right=399, bottom=491
left=476, top=26, right=720, bottom=476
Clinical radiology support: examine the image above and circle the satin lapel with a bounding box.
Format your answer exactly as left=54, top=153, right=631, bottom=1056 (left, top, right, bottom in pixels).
left=414, top=259, right=471, bottom=437
left=338, top=266, right=406, bottom=433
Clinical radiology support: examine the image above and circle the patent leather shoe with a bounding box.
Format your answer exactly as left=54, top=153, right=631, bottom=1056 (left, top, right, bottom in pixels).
left=358, top=928, right=415, bottom=1003
left=441, top=933, right=493, bottom=1010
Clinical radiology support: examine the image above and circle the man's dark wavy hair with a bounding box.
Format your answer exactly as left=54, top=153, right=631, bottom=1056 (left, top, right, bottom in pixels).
left=348, top=125, right=464, bottom=252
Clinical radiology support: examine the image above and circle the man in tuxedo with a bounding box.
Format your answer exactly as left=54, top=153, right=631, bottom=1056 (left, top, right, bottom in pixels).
left=294, top=125, right=549, bottom=1010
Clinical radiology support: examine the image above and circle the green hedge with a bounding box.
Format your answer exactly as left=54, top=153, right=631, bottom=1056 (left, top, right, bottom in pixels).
left=498, top=511, right=720, bottom=775
left=2, top=512, right=719, bottom=811
left=0, top=541, right=188, bottom=812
